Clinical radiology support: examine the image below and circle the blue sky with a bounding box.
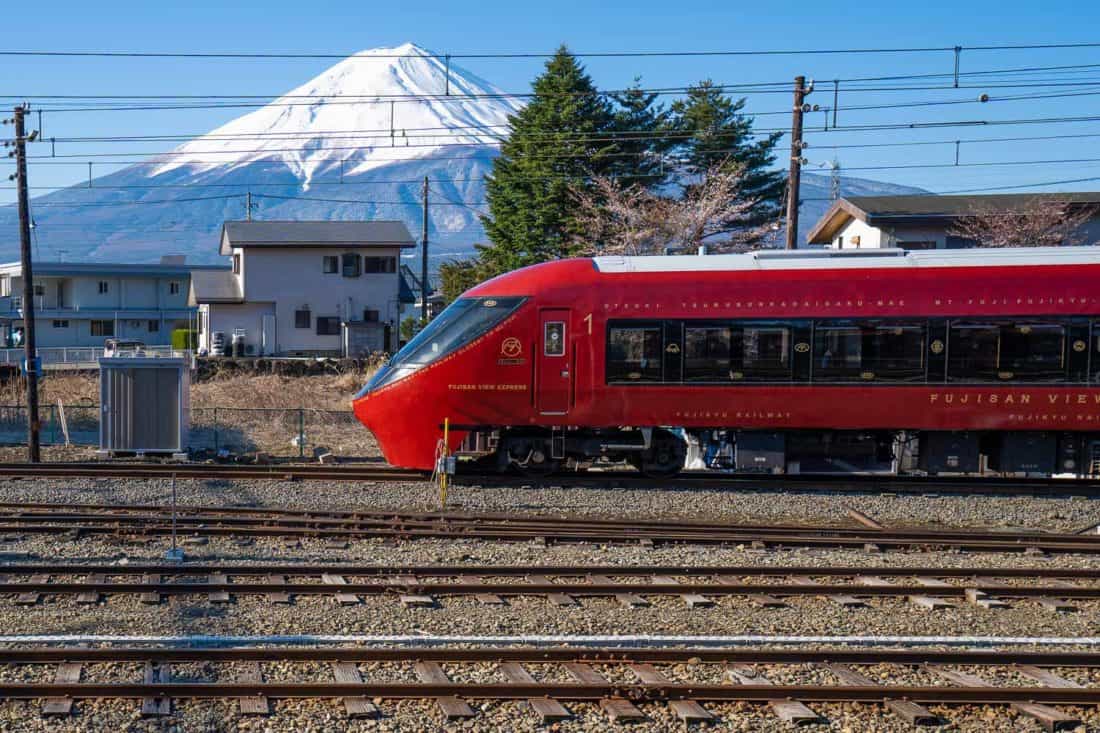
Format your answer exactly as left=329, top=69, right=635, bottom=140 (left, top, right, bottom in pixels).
left=3, top=0, right=1100, bottom=204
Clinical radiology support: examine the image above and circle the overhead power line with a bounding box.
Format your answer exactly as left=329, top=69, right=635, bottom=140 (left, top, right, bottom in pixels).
left=1, top=40, right=1099, bottom=60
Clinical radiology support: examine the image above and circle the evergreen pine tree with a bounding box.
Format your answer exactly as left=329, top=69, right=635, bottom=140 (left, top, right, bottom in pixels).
left=608, top=79, right=674, bottom=187
left=671, top=80, right=785, bottom=238
left=480, top=46, right=617, bottom=274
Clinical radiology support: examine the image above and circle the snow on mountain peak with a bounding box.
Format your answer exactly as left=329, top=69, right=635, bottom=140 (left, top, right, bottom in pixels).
left=151, top=42, right=521, bottom=188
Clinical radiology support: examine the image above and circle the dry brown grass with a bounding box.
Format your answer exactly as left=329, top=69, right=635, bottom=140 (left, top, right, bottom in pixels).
left=0, top=367, right=377, bottom=411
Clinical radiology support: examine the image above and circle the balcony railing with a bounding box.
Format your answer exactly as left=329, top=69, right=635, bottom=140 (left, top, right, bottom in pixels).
left=0, top=346, right=193, bottom=369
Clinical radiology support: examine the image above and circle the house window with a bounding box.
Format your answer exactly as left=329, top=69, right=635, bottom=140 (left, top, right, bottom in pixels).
left=363, top=309, right=380, bottom=322
left=98, top=281, right=109, bottom=294
left=90, top=320, right=114, bottom=337
left=836, top=236, right=844, bottom=249
left=295, top=309, right=311, bottom=329
left=316, top=317, right=341, bottom=336
left=232, top=253, right=241, bottom=275
left=341, top=253, right=361, bottom=277
left=169, top=281, right=181, bottom=295
left=148, top=320, right=160, bottom=332
left=322, top=256, right=338, bottom=274
left=52, top=320, right=69, bottom=329
left=33, top=284, right=44, bottom=296
left=363, top=256, right=397, bottom=274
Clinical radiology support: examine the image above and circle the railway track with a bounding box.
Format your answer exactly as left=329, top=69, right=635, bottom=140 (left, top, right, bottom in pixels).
left=3, top=460, right=1100, bottom=497
left=4, top=644, right=1100, bottom=728
left=0, top=563, right=1094, bottom=610
left=1, top=500, right=1098, bottom=553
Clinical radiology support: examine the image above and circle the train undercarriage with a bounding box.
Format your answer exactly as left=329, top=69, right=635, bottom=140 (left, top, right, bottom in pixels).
left=456, top=426, right=1100, bottom=479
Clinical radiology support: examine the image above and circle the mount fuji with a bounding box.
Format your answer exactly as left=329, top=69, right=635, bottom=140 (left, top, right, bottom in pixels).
left=0, top=42, right=924, bottom=264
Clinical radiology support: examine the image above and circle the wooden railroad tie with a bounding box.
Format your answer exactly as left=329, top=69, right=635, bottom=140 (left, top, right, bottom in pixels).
left=727, top=664, right=824, bottom=725
left=564, top=663, right=645, bottom=723
left=498, top=662, right=570, bottom=722
left=629, top=663, right=713, bottom=722
left=330, top=662, right=379, bottom=719
left=41, top=663, right=82, bottom=717
left=207, top=573, right=231, bottom=604
left=413, top=662, right=475, bottom=720
left=791, top=576, right=865, bottom=607
left=237, top=662, right=270, bottom=716
left=650, top=575, right=714, bottom=609
left=928, top=666, right=1080, bottom=732
left=265, top=574, right=291, bottom=604
left=320, top=574, right=359, bottom=606
left=140, top=662, right=171, bottom=717
left=856, top=575, right=953, bottom=610
left=395, top=574, right=434, bottom=608
left=820, top=663, right=938, bottom=726
left=526, top=575, right=577, bottom=606
left=76, top=574, right=103, bottom=605
left=589, top=575, right=649, bottom=608
left=459, top=575, right=506, bottom=606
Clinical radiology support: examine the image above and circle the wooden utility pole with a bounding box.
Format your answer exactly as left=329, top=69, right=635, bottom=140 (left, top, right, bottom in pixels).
left=785, top=76, right=811, bottom=250
left=10, top=106, right=40, bottom=462
left=246, top=190, right=252, bottom=221
left=420, top=176, right=429, bottom=323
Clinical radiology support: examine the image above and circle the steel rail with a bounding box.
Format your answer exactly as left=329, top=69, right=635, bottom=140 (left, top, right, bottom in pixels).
left=0, top=562, right=1094, bottom=579
left=0, top=681, right=1096, bottom=705
left=0, top=579, right=1094, bottom=599
left=2, top=499, right=1095, bottom=543
left=5, top=646, right=1100, bottom=665
left=4, top=519, right=1100, bottom=553
left=3, top=461, right=1100, bottom=497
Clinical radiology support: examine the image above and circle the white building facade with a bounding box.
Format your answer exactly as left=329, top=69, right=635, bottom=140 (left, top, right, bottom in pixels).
left=0, top=259, right=224, bottom=348
left=806, top=192, right=1100, bottom=250
left=191, top=221, right=416, bottom=357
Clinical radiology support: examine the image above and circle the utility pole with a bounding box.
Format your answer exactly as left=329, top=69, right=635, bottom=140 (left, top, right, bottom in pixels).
left=246, top=191, right=252, bottom=221
left=785, top=76, right=812, bottom=250
left=9, top=106, right=40, bottom=462
left=420, top=176, right=429, bottom=323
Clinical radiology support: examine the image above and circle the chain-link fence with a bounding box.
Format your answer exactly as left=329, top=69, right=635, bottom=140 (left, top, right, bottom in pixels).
left=0, top=405, right=362, bottom=457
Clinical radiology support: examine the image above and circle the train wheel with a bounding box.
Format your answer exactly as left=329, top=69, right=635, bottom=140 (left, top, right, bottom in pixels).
left=504, top=438, right=560, bottom=477
left=632, top=430, right=686, bottom=478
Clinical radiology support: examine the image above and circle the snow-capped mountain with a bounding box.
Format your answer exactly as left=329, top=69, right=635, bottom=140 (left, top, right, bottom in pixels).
left=0, top=43, right=925, bottom=264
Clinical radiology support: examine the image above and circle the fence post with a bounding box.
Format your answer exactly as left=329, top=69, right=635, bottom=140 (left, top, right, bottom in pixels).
left=213, top=407, right=219, bottom=454
left=298, top=408, right=305, bottom=459
left=49, top=403, right=56, bottom=445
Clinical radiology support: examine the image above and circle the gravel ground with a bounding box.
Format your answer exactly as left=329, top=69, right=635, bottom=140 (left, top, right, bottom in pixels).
left=0, top=474, right=1096, bottom=533
left=0, top=475, right=1096, bottom=730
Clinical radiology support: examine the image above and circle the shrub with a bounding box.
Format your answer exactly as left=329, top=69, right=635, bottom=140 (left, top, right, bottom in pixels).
left=171, top=328, right=197, bottom=350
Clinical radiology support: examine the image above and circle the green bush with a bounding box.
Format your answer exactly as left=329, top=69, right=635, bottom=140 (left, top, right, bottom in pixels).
left=171, top=328, right=197, bottom=350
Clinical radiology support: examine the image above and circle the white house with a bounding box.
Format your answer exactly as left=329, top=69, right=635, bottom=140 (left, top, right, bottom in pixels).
left=806, top=192, right=1100, bottom=250
left=0, top=257, right=225, bottom=348
left=190, top=221, right=416, bottom=357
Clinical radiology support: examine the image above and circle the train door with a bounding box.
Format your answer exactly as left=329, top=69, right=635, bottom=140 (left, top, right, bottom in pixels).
left=537, top=309, right=571, bottom=415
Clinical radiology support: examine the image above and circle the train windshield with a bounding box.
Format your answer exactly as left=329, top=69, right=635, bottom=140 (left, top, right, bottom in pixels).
left=357, top=296, right=527, bottom=395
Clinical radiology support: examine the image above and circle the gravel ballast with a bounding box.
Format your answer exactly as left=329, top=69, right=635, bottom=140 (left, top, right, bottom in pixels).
left=0, top=473, right=1096, bottom=730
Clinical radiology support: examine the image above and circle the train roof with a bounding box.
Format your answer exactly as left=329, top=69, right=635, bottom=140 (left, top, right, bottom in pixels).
left=593, top=246, right=1100, bottom=274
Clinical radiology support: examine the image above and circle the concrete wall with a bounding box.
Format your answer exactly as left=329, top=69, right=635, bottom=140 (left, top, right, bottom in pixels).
left=201, top=302, right=276, bottom=356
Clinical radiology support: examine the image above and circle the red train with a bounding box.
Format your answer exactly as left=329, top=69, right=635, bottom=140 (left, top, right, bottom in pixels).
left=353, top=246, right=1100, bottom=477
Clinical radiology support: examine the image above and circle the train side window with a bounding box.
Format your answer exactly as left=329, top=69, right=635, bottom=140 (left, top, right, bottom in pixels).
left=812, top=324, right=863, bottom=381
left=544, top=322, right=565, bottom=357
left=947, top=322, right=1001, bottom=380
left=866, top=323, right=926, bottom=382
left=684, top=326, right=732, bottom=382
left=607, top=325, right=663, bottom=382
left=949, top=322, right=1065, bottom=381
left=1001, top=323, right=1065, bottom=381
left=738, top=324, right=791, bottom=381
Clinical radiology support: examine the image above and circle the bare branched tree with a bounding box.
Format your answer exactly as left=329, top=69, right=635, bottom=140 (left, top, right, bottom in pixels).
left=948, top=196, right=1098, bottom=248
left=568, top=162, right=770, bottom=256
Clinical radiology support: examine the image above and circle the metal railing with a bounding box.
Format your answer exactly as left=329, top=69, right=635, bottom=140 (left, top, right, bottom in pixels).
left=0, top=405, right=359, bottom=457
left=0, top=346, right=192, bottom=368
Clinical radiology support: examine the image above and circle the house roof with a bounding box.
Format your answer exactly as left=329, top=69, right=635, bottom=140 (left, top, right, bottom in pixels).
left=188, top=269, right=243, bottom=305
left=0, top=261, right=228, bottom=278
left=220, top=220, right=416, bottom=254
left=805, top=192, right=1100, bottom=244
